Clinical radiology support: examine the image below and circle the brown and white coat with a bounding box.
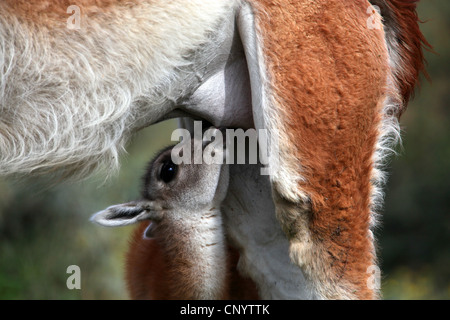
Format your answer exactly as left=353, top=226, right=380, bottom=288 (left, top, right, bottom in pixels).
left=0, top=0, right=429, bottom=299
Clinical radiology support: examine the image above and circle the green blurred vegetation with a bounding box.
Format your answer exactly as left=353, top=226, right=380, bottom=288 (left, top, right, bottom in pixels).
left=378, top=0, right=450, bottom=300
left=0, top=1, right=448, bottom=300
left=0, top=121, right=178, bottom=299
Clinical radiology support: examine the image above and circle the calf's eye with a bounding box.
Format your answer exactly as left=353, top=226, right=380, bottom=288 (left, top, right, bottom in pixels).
left=159, top=161, right=177, bottom=183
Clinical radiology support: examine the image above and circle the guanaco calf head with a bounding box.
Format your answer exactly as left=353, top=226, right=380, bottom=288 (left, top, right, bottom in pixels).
left=91, top=130, right=229, bottom=232
left=91, top=130, right=234, bottom=299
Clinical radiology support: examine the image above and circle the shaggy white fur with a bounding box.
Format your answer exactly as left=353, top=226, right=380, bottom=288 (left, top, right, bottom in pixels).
left=0, top=0, right=240, bottom=178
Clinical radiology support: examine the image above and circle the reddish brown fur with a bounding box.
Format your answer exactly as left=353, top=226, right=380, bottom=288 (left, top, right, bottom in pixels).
left=126, top=222, right=259, bottom=300
left=383, top=0, right=431, bottom=116
left=2, top=0, right=138, bottom=26
left=252, top=0, right=389, bottom=299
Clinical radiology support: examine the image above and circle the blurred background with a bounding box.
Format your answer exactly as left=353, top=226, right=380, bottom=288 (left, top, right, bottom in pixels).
left=0, top=1, right=448, bottom=299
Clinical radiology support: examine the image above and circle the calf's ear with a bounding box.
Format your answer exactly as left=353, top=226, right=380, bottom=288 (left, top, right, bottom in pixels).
left=90, top=201, right=162, bottom=227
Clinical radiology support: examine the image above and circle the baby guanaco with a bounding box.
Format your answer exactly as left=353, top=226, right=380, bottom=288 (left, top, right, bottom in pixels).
left=91, top=132, right=258, bottom=299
